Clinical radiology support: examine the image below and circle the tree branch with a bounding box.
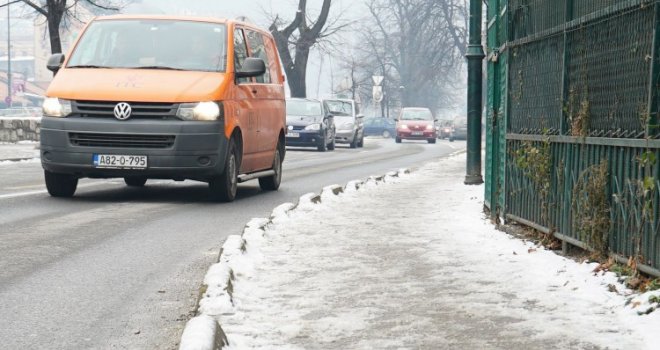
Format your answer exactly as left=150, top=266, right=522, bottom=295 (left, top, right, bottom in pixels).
left=19, top=0, right=48, bottom=16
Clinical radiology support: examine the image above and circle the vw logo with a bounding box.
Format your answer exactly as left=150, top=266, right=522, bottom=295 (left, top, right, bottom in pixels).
left=288, top=125, right=294, bottom=131
left=114, top=102, right=132, bottom=120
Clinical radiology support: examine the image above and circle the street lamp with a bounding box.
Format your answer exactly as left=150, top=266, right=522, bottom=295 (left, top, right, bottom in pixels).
left=465, top=0, right=484, bottom=185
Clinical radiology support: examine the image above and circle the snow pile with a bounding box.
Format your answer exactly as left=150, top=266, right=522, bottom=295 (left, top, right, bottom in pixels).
left=182, top=154, right=659, bottom=350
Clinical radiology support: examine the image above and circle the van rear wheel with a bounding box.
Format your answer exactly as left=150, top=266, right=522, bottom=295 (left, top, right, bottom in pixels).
left=259, top=143, right=283, bottom=191
left=44, top=170, right=78, bottom=198
left=209, top=140, right=239, bottom=202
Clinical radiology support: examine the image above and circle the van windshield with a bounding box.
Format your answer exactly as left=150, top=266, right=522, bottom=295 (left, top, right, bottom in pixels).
left=67, top=19, right=227, bottom=72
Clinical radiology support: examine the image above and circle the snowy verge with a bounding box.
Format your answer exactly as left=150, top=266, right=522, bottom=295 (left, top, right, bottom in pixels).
left=178, top=169, right=409, bottom=350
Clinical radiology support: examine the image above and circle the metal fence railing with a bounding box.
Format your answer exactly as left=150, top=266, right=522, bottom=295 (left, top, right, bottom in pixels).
left=486, top=0, right=660, bottom=276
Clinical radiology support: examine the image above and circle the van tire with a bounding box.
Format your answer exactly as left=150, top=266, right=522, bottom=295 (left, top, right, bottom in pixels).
left=357, top=135, right=364, bottom=148
left=427, top=138, right=436, bottom=144
left=209, top=140, right=239, bottom=202
left=395, top=137, right=402, bottom=143
left=259, top=143, right=283, bottom=191
left=45, top=170, right=78, bottom=198
left=124, top=177, right=147, bottom=187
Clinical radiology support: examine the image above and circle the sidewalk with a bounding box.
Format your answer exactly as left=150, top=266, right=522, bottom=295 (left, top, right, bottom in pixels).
left=182, top=154, right=660, bottom=350
left=0, top=142, right=40, bottom=162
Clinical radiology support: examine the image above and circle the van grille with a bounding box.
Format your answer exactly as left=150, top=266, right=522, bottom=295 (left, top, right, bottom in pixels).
left=69, top=132, right=175, bottom=149
left=74, top=101, right=178, bottom=119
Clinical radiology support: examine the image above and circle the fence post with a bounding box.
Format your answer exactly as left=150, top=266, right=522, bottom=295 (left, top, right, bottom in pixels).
left=646, top=3, right=660, bottom=138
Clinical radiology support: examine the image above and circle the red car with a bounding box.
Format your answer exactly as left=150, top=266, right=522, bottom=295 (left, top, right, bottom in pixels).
left=395, top=107, right=437, bottom=144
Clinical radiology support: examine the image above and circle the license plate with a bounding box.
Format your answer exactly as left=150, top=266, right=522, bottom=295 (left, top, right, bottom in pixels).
left=288, top=132, right=300, bottom=138
left=93, top=154, right=147, bottom=169
left=411, top=131, right=424, bottom=136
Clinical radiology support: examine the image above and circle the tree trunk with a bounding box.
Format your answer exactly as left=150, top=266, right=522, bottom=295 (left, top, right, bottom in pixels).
left=270, top=0, right=332, bottom=98
left=46, top=0, right=65, bottom=54
left=288, top=46, right=310, bottom=97
left=47, top=14, right=62, bottom=54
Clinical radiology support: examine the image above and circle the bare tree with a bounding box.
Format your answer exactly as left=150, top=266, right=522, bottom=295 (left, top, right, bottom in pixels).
left=19, top=0, right=123, bottom=54
left=354, top=0, right=468, bottom=114
left=269, top=0, right=334, bottom=98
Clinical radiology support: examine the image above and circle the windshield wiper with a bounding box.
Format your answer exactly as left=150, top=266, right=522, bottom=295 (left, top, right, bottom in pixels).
left=133, top=66, right=185, bottom=71
left=67, top=64, right=111, bottom=69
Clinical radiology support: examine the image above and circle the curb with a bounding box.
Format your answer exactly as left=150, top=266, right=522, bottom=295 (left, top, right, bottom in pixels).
left=178, top=168, right=411, bottom=350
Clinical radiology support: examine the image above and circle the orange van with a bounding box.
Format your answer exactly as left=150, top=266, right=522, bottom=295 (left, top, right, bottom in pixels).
left=40, top=15, right=286, bottom=202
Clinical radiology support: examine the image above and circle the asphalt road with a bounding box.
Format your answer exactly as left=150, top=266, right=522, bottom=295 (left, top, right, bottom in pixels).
left=0, top=137, right=465, bottom=349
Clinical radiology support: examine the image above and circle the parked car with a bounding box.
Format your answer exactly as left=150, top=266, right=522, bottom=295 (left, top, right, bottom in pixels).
left=437, top=120, right=453, bottom=139
left=40, top=15, right=287, bottom=202
left=324, top=98, right=364, bottom=148
left=450, top=117, right=468, bottom=141
left=395, top=107, right=437, bottom=144
left=285, top=98, right=335, bottom=152
left=363, top=116, right=396, bottom=138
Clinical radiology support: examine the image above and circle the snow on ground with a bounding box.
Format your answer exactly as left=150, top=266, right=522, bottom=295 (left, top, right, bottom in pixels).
left=0, top=158, right=40, bottom=166
left=194, top=154, right=659, bottom=350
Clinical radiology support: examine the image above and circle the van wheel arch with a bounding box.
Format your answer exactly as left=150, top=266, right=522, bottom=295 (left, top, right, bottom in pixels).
left=230, top=128, right=243, bottom=167
left=278, top=130, right=286, bottom=161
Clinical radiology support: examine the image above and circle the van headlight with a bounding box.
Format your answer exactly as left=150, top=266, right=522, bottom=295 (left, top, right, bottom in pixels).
left=43, top=97, right=72, bottom=117
left=305, top=123, right=321, bottom=131
left=177, top=102, right=223, bottom=121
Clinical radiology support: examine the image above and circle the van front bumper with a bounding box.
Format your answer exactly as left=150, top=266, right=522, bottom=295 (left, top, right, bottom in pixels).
left=40, top=117, right=228, bottom=180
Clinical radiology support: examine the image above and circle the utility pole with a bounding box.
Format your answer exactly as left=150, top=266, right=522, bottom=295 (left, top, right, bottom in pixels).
left=465, top=0, right=484, bottom=185
left=6, top=0, right=11, bottom=108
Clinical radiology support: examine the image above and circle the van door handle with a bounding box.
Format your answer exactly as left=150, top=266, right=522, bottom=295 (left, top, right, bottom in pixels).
left=251, top=89, right=258, bottom=94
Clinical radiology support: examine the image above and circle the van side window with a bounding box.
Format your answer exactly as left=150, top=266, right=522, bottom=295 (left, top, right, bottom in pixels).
left=263, top=35, right=280, bottom=84
left=245, top=30, right=270, bottom=84
left=234, top=28, right=250, bottom=83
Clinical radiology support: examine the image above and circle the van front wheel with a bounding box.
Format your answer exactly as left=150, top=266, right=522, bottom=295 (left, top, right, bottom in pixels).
left=259, top=144, right=283, bottom=191
left=209, top=141, right=239, bottom=202
left=44, top=170, right=78, bottom=198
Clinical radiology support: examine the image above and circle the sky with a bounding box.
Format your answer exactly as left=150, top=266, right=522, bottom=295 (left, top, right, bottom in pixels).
left=6, top=0, right=467, bottom=117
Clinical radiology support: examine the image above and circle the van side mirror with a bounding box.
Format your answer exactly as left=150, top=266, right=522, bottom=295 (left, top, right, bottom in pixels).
left=236, top=57, right=266, bottom=79
left=47, top=53, right=65, bottom=74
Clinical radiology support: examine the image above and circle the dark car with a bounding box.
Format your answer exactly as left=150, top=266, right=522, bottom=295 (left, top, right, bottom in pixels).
left=363, top=116, right=396, bottom=138
left=286, top=98, right=336, bottom=152
left=449, top=117, right=468, bottom=142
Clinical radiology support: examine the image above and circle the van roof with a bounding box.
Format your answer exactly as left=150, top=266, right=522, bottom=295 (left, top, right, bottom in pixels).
left=94, top=14, right=258, bottom=27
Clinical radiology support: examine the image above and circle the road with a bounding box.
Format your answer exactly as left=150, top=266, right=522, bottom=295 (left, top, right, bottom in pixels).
left=0, top=137, right=465, bottom=349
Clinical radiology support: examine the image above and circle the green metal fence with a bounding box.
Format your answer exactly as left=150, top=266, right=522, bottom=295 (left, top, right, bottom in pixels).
left=485, top=0, right=660, bottom=276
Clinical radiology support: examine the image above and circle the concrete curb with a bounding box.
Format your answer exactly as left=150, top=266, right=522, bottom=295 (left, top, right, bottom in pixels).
left=177, top=168, right=410, bottom=350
